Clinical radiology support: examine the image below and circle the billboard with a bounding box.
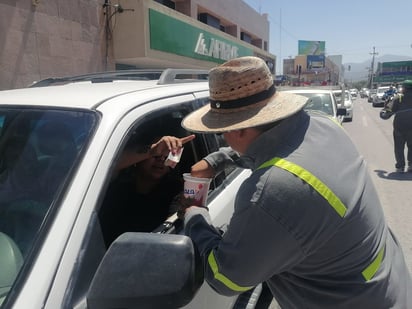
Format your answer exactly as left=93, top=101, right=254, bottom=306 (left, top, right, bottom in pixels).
left=307, top=55, right=325, bottom=70
left=298, top=40, right=325, bottom=55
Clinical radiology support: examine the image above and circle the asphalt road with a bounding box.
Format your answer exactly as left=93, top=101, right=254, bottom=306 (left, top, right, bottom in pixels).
left=342, top=96, right=412, bottom=273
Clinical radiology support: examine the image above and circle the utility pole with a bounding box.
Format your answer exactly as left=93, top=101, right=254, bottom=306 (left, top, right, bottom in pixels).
left=369, top=46, right=378, bottom=89
left=279, top=8, right=282, bottom=75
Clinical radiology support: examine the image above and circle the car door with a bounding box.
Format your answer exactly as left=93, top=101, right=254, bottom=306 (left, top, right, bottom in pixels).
left=36, top=93, right=250, bottom=309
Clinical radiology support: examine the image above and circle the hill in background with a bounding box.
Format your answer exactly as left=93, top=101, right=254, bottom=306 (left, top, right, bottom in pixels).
left=344, top=55, right=412, bottom=82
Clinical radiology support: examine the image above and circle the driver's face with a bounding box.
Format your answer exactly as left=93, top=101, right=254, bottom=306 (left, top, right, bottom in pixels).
left=137, top=155, right=170, bottom=181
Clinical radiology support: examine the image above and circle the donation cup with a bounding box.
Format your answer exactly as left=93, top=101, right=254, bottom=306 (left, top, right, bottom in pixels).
left=183, top=173, right=212, bottom=207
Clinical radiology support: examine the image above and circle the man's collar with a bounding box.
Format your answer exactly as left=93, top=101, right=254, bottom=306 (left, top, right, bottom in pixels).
left=244, top=110, right=307, bottom=170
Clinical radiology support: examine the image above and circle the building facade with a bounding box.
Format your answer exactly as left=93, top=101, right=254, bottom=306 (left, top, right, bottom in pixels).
left=373, top=60, right=412, bottom=86
left=0, top=0, right=274, bottom=90
left=282, top=54, right=341, bottom=86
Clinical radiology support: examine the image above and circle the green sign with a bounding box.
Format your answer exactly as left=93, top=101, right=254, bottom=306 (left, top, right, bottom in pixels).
left=149, top=9, right=253, bottom=63
left=374, top=74, right=412, bottom=83
left=381, top=61, right=412, bottom=68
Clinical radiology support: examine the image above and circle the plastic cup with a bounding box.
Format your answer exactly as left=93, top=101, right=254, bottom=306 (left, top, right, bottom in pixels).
left=183, top=173, right=212, bottom=207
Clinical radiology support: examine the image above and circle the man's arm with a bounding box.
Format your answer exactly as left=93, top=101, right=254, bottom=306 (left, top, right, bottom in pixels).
left=191, top=147, right=243, bottom=178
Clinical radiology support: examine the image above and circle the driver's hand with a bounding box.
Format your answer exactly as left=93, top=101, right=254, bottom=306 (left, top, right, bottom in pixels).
left=149, top=135, right=195, bottom=157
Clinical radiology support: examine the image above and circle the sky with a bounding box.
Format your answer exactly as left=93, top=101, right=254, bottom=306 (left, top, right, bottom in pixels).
left=243, top=0, right=412, bottom=74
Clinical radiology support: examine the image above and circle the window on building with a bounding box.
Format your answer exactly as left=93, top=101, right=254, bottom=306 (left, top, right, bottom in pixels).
left=154, top=0, right=175, bottom=10
left=241, top=31, right=252, bottom=44
left=198, top=13, right=220, bottom=30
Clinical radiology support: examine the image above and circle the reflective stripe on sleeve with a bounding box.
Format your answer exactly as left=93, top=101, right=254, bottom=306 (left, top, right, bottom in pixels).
left=362, top=246, right=385, bottom=281
left=258, top=157, right=347, bottom=218
left=207, top=251, right=254, bottom=292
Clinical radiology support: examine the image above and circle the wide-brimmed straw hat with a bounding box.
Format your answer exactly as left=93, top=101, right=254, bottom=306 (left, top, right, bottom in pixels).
left=181, top=56, right=307, bottom=133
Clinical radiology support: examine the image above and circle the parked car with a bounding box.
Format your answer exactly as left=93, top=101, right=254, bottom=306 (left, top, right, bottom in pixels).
left=359, top=88, right=369, bottom=98
left=368, top=88, right=377, bottom=103
left=332, top=90, right=353, bottom=121
left=349, top=88, right=358, bottom=99
left=282, top=89, right=346, bottom=124
left=0, top=69, right=274, bottom=309
left=372, top=86, right=390, bottom=107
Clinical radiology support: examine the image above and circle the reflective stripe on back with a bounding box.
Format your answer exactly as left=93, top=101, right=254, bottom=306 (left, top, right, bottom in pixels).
left=258, top=157, right=347, bottom=217
left=258, top=157, right=385, bottom=281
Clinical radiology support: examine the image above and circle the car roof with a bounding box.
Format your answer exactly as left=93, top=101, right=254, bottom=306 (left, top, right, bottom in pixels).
left=0, top=81, right=156, bottom=108
left=0, top=69, right=210, bottom=110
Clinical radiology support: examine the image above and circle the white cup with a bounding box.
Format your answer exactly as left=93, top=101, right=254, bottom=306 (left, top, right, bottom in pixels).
left=183, top=173, right=212, bottom=207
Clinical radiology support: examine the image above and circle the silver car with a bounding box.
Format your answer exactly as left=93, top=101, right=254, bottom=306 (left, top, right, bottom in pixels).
left=283, top=89, right=346, bottom=124
left=372, top=86, right=390, bottom=107
left=332, top=90, right=353, bottom=122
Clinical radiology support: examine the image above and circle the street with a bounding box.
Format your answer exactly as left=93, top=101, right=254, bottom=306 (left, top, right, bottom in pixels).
left=343, top=96, right=412, bottom=272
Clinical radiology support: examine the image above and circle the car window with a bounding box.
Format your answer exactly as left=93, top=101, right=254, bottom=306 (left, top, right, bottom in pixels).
left=0, top=108, right=96, bottom=305
left=334, top=91, right=350, bottom=101
left=300, top=93, right=334, bottom=116
left=98, top=106, right=196, bottom=246
left=60, top=96, right=239, bottom=308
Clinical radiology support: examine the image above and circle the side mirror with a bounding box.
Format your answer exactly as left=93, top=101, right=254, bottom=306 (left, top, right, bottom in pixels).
left=380, top=109, right=394, bottom=120
left=87, top=232, right=203, bottom=309
left=337, top=107, right=347, bottom=116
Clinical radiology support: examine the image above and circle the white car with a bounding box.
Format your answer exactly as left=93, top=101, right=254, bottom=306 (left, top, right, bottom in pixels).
left=282, top=89, right=346, bottom=124
left=0, top=69, right=269, bottom=309
left=372, top=86, right=390, bottom=107
left=332, top=90, right=353, bottom=122
left=349, top=88, right=358, bottom=98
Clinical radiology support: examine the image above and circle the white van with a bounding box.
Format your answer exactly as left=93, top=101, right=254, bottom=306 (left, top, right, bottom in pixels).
left=0, top=70, right=269, bottom=309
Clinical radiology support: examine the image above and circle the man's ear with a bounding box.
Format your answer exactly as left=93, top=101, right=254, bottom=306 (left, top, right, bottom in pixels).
left=240, top=127, right=262, bottom=139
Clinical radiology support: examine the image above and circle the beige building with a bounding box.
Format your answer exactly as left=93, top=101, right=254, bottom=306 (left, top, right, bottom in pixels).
left=282, top=54, right=341, bottom=86
left=0, top=0, right=274, bottom=90
left=0, top=0, right=104, bottom=90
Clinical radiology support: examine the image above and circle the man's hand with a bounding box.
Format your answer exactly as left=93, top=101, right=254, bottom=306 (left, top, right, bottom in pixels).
left=174, top=194, right=209, bottom=220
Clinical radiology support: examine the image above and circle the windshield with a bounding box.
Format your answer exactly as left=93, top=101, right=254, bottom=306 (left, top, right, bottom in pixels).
left=299, top=93, right=334, bottom=117
left=334, top=91, right=350, bottom=100
left=0, top=108, right=96, bottom=305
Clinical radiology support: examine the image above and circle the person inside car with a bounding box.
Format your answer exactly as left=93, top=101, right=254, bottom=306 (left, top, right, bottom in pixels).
left=99, top=132, right=194, bottom=246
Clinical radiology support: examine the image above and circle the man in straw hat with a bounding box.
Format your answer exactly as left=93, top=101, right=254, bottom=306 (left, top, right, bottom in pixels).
left=179, top=56, right=411, bottom=308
